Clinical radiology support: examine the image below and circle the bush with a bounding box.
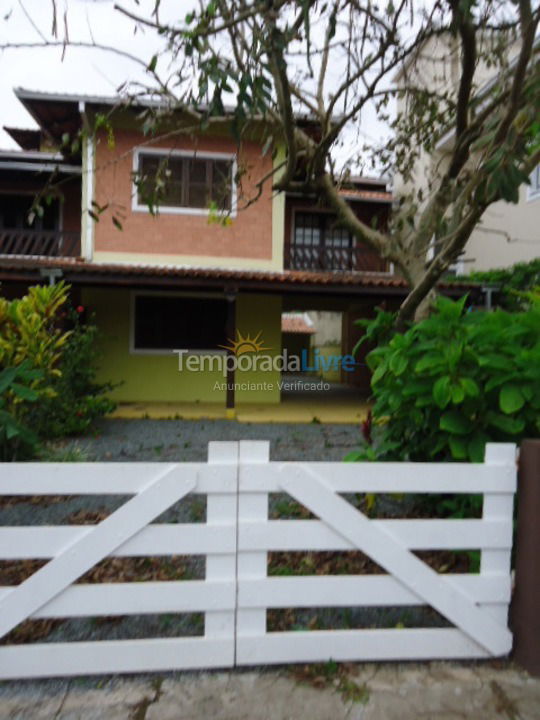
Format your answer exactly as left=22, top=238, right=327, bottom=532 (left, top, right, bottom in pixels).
left=0, top=283, right=115, bottom=457
left=0, top=283, right=70, bottom=377
left=0, top=363, right=43, bottom=461
left=31, top=307, right=116, bottom=438
left=458, top=258, right=540, bottom=311
left=351, top=295, right=540, bottom=463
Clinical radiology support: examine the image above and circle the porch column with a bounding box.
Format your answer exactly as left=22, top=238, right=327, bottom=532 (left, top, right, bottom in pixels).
left=225, top=289, right=237, bottom=418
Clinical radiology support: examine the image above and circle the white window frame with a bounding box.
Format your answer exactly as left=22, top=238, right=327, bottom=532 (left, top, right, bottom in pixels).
left=527, top=164, right=540, bottom=202
left=131, top=147, right=238, bottom=217
left=129, top=290, right=228, bottom=356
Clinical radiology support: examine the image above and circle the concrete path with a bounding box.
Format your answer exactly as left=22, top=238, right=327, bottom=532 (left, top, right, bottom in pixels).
left=109, top=375, right=369, bottom=424
left=1, top=663, right=539, bottom=719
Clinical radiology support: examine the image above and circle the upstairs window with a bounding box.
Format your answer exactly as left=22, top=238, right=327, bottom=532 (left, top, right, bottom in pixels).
left=289, top=212, right=387, bottom=272
left=133, top=150, right=235, bottom=214
left=0, top=194, right=59, bottom=231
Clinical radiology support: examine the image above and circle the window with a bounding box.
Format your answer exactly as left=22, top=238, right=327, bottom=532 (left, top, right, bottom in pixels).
left=0, top=194, right=59, bottom=231
left=290, top=212, right=387, bottom=272
left=132, top=294, right=228, bottom=352
left=291, top=213, right=355, bottom=271
left=528, top=164, right=540, bottom=201
left=134, top=150, right=234, bottom=213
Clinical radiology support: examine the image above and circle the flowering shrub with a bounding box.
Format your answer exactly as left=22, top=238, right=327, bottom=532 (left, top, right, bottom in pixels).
left=0, top=283, right=115, bottom=457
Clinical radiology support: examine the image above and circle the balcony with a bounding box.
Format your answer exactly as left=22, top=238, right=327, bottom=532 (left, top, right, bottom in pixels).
left=0, top=229, right=80, bottom=258
left=285, top=241, right=388, bottom=273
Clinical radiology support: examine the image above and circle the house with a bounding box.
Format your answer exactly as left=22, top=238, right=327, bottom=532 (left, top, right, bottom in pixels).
left=0, top=88, right=475, bottom=413
left=393, top=34, right=540, bottom=274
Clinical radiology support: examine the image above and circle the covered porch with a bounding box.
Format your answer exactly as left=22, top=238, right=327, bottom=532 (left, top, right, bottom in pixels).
left=0, top=256, right=480, bottom=420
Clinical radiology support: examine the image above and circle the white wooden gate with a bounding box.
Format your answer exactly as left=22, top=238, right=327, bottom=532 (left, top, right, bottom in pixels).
left=236, top=442, right=516, bottom=664
left=0, top=442, right=516, bottom=678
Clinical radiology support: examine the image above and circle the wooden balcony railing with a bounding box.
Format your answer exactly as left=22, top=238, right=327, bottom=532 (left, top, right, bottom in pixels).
left=285, top=242, right=388, bottom=273
left=0, top=229, right=81, bottom=258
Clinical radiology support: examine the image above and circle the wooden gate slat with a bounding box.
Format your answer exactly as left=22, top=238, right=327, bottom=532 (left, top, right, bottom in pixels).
left=281, top=468, right=512, bottom=656
left=0, top=466, right=197, bottom=640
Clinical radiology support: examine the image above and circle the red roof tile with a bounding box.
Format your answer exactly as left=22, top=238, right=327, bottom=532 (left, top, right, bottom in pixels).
left=282, top=313, right=316, bottom=334
left=338, top=189, right=392, bottom=202
left=0, top=255, right=478, bottom=294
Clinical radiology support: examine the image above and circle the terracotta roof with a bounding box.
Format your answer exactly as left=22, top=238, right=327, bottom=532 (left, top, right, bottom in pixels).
left=0, top=255, right=479, bottom=296
left=282, top=313, right=316, bottom=334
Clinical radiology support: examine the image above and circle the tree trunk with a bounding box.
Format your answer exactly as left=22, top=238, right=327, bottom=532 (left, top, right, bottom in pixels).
left=394, top=257, right=437, bottom=331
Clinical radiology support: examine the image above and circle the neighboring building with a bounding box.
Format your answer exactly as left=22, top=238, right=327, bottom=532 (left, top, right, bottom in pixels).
left=0, top=88, right=474, bottom=409
left=394, top=35, right=540, bottom=273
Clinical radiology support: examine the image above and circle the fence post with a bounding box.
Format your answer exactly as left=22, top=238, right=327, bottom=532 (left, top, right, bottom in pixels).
left=481, top=444, right=517, bottom=629
left=206, top=441, right=239, bottom=666
left=236, top=440, right=270, bottom=659
left=512, top=439, right=540, bottom=676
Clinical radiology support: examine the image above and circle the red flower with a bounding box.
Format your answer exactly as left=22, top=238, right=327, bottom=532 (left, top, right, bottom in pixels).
left=76, top=305, right=85, bottom=313
left=361, top=409, right=373, bottom=445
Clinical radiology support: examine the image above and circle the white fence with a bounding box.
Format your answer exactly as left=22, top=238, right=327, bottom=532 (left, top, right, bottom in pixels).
left=0, top=441, right=516, bottom=679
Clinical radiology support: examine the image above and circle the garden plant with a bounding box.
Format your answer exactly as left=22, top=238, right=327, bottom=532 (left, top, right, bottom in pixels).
left=0, top=283, right=115, bottom=459
left=349, top=294, right=540, bottom=465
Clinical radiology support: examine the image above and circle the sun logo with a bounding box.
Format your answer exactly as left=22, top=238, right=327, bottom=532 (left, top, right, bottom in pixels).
left=219, top=330, right=272, bottom=356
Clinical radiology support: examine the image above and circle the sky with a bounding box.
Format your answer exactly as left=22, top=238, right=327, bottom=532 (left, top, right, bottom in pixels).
left=0, top=0, right=183, bottom=148
left=0, top=0, right=388, bottom=165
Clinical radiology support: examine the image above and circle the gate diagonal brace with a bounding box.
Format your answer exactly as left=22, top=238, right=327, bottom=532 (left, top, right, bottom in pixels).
left=280, top=466, right=512, bottom=656
left=0, top=466, right=197, bottom=639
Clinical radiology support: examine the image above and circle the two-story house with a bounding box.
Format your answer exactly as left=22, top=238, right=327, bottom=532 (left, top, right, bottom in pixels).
left=0, top=88, right=473, bottom=413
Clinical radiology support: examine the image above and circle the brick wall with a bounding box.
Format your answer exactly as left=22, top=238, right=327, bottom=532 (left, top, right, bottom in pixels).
left=93, top=129, right=274, bottom=261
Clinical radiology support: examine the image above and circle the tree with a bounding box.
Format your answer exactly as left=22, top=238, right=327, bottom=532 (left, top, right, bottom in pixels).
left=4, top=1, right=540, bottom=327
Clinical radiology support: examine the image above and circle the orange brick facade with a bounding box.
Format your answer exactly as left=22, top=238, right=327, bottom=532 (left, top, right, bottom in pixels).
left=93, top=129, right=274, bottom=260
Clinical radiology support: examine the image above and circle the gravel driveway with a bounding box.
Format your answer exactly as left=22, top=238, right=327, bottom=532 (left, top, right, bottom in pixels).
left=61, top=418, right=363, bottom=462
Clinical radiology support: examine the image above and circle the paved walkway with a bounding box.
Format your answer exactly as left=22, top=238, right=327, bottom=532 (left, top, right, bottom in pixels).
left=1, top=663, right=539, bottom=719
left=110, top=376, right=369, bottom=424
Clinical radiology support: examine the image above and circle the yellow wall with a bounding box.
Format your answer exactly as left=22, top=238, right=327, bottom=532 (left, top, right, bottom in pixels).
left=82, top=287, right=282, bottom=404
left=310, top=344, right=342, bottom=383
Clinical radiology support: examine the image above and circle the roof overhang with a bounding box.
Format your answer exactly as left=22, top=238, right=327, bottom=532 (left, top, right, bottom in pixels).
left=0, top=161, right=81, bottom=174
left=0, top=256, right=481, bottom=299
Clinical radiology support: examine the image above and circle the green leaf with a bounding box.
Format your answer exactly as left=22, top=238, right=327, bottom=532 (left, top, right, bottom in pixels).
left=440, top=411, right=472, bottom=435
left=486, top=411, right=525, bottom=434
left=468, top=433, right=488, bottom=463
left=451, top=383, right=465, bottom=404
left=449, top=436, right=468, bottom=459
left=0, top=367, right=18, bottom=394
left=343, top=450, right=365, bottom=462
left=499, top=384, right=525, bottom=414
left=402, top=380, right=432, bottom=397
left=147, top=54, right=158, bottom=73
left=5, top=419, right=20, bottom=440
left=415, top=354, right=444, bottom=372
left=371, top=363, right=387, bottom=384
left=460, top=377, right=480, bottom=397
left=485, top=373, right=513, bottom=392
left=10, top=382, right=39, bottom=401
left=433, top=376, right=451, bottom=409
left=389, top=352, right=407, bottom=376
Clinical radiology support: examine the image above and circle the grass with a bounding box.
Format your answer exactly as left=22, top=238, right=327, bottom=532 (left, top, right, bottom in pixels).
left=289, top=661, right=370, bottom=705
